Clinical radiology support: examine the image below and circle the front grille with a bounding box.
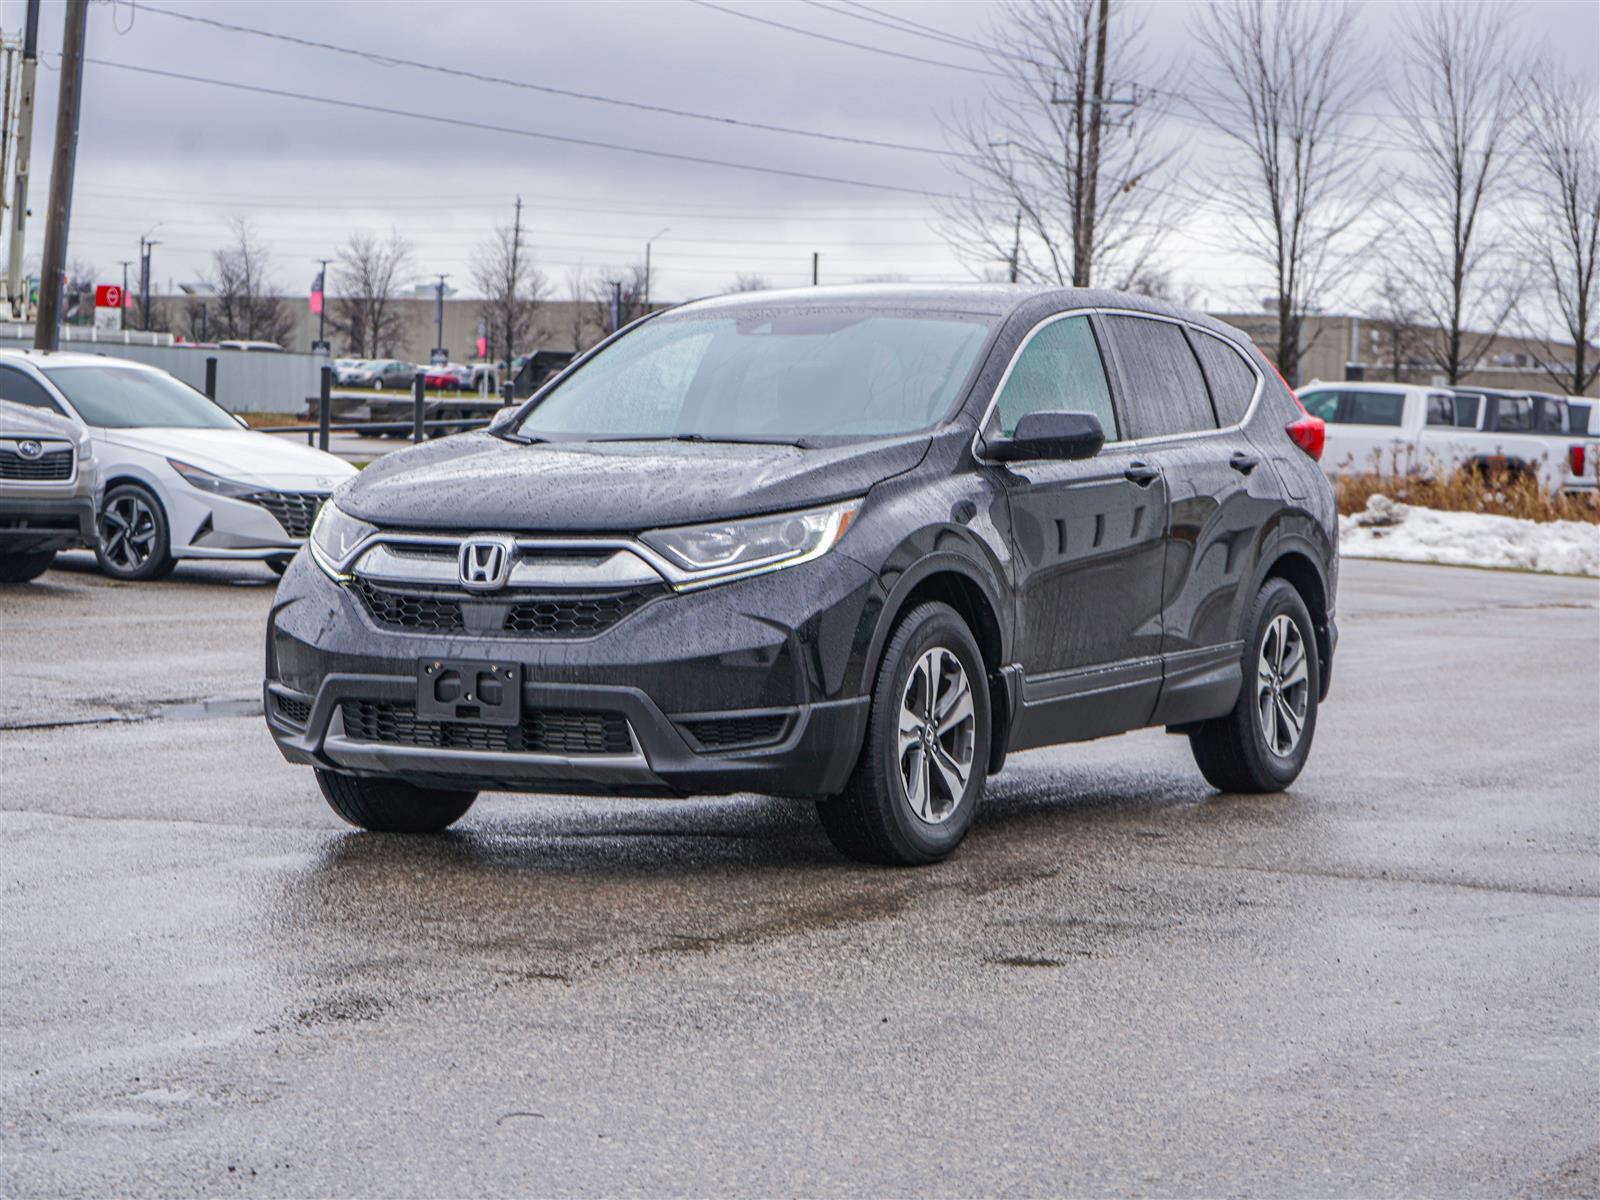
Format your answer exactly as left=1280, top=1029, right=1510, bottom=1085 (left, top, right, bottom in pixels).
left=0, top=446, right=73, bottom=481
left=351, top=578, right=654, bottom=638
left=248, top=491, right=326, bottom=539
left=680, top=713, right=789, bottom=750
left=341, top=700, right=633, bottom=756
left=274, top=693, right=312, bottom=727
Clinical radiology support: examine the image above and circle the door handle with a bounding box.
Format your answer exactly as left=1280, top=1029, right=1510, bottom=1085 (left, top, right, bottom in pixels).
left=1124, top=462, right=1159, bottom=487
left=1229, top=451, right=1259, bottom=475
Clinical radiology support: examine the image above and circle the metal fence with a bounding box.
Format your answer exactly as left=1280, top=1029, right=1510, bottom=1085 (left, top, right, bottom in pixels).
left=258, top=368, right=515, bottom=449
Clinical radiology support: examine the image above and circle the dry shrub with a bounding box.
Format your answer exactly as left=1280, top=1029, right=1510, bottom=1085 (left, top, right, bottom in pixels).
left=1334, top=467, right=1599, bottom=523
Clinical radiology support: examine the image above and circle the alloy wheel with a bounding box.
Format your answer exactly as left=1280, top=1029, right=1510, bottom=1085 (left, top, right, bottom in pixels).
left=1257, top=613, right=1310, bottom=757
left=897, top=647, right=976, bottom=824
left=99, top=493, right=158, bottom=572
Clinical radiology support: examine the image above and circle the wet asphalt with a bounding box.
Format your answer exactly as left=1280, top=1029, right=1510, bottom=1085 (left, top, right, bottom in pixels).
left=1, top=553, right=1596, bottom=1198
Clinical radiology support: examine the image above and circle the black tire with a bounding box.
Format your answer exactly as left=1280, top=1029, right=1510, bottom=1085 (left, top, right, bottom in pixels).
left=816, top=601, right=990, bottom=866
left=1189, top=578, right=1320, bottom=793
left=265, top=555, right=292, bottom=576
left=95, top=482, right=177, bottom=581
left=0, top=550, right=55, bottom=582
left=315, top=769, right=478, bottom=833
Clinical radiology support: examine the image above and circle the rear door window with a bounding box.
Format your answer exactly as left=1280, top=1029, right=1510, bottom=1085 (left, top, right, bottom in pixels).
left=1427, top=393, right=1480, bottom=427
left=1537, top=399, right=1568, bottom=433
left=1189, top=331, right=1257, bottom=426
left=991, top=314, right=1118, bottom=440
left=1342, top=391, right=1405, bottom=426
left=0, top=366, right=65, bottom=414
left=1099, top=313, right=1216, bottom=438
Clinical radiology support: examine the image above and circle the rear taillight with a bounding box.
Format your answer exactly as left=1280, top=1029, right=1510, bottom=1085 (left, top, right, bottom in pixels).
left=1569, top=444, right=1586, bottom=476
left=1286, top=416, right=1325, bottom=461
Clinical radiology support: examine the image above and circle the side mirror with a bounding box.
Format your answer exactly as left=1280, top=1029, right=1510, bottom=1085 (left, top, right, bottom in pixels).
left=987, top=410, right=1105, bottom=462
left=488, top=404, right=522, bottom=432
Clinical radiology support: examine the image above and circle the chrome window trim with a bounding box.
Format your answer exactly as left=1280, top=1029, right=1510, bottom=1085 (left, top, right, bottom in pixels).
left=0, top=436, right=78, bottom=486
left=969, top=306, right=1264, bottom=465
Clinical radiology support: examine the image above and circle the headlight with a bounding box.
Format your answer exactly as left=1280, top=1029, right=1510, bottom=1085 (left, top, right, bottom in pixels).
left=307, top=500, right=376, bottom=580
left=641, top=499, right=861, bottom=590
left=168, top=458, right=258, bottom=498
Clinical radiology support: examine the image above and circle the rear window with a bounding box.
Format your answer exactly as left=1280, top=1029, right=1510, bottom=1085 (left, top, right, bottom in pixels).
left=1189, top=331, right=1257, bottom=426
left=1491, top=397, right=1534, bottom=432
left=1099, top=314, right=1216, bottom=438
left=1299, top=390, right=1338, bottom=422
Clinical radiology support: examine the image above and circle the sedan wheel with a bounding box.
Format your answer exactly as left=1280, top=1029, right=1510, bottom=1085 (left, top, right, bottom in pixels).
left=95, top=484, right=176, bottom=581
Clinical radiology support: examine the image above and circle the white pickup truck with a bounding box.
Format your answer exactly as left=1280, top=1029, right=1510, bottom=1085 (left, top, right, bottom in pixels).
left=1296, top=380, right=1598, bottom=495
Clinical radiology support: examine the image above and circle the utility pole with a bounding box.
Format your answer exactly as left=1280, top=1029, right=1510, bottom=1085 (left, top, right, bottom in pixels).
left=1009, top=208, right=1021, bottom=283
left=644, top=226, right=668, bottom=310
left=610, top=280, right=621, bottom=333
left=0, top=44, right=17, bottom=228
left=33, top=0, right=87, bottom=351
left=138, top=232, right=159, bottom=331
left=5, top=0, right=39, bottom=319
left=812, top=252, right=819, bottom=286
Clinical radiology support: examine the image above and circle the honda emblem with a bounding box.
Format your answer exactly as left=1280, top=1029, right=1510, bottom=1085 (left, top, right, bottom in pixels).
left=458, top=537, right=514, bottom=591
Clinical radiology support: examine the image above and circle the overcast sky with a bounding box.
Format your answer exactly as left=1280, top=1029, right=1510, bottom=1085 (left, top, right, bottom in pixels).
left=4, top=0, right=1595, bottom=311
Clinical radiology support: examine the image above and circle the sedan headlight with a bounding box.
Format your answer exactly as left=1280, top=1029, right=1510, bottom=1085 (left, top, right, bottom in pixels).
left=168, top=458, right=258, bottom=499
left=641, top=498, right=861, bottom=590
left=307, top=500, right=377, bottom=580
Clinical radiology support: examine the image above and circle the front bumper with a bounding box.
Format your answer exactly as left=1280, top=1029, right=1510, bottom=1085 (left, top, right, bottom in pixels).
left=264, top=550, right=879, bottom=798
left=0, top=494, right=96, bottom=552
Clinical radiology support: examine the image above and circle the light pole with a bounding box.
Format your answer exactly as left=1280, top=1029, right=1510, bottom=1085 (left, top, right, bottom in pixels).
left=644, top=227, right=669, bottom=310
left=433, top=273, right=449, bottom=361
left=313, top=257, right=331, bottom=350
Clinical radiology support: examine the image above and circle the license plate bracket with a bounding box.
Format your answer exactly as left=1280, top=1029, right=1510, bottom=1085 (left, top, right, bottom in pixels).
left=416, top=658, right=522, bottom=726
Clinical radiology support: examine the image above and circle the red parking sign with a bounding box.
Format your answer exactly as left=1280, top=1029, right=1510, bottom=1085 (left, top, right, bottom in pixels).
left=95, top=284, right=122, bottom=309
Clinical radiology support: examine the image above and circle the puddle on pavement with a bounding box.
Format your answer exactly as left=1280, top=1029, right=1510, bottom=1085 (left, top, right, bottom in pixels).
left=154, top=697, right=263, bottom=721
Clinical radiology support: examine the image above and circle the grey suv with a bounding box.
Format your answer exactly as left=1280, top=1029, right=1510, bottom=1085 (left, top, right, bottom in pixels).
left=0, top=399, right=100, bottom=582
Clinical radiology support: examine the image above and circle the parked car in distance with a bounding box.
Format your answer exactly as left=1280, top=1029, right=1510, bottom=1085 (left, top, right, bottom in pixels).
left=266, top=284, right=1338, bottom=864
left=470, top=363, right=499, bottom=394
left=0, top=398, right=100, bottom=582
left=339, top=360, right=418, bottom=391
left=0, top=351, right=357, bottom=580
left=332, top=358, right=365, bottom=385
left=1296, top=380, right=1585, bottom=493
left=1560, top=394, right=1600, bottom=497
left=509, top=349, right=576, bottom=398
left=423, top=363, right=474, bottom=391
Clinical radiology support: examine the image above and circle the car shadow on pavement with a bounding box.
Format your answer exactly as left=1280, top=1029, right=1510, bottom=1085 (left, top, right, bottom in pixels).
left=47, top=549, right=281, bottom=587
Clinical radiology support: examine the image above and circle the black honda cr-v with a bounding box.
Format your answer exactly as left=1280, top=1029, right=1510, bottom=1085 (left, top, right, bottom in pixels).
left=265, top=285, right=1336, bottom=864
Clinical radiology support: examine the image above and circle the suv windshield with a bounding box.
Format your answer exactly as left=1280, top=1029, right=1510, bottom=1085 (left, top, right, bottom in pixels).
left=514, top=307, right=995, bottom=442
left=43, top=365, right=240, bottom=429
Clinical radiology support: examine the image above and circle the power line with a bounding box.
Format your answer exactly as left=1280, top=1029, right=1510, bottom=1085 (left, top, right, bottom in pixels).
left=127, top=2, right=976, bottom=163
left=803, top=0, right=1020, bottom=63
left=841, top=2, right=1008, bottom=57
left=84, top=58, right=964, bottom=200
left=687, top=0, right=1008, bottom=78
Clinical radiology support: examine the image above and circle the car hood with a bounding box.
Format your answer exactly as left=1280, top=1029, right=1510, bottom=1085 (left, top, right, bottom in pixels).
left=97, top=427, right=358, bottom=489
left=337, top=432, right=931, bottom=531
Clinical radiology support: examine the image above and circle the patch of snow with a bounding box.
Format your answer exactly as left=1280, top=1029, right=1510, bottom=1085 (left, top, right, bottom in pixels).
left=1339, top=496, right=1600, bottom=577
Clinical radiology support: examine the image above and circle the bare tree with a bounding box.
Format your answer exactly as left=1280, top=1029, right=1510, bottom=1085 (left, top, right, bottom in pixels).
left=936, top=0, right=1173, bottom=289
left=200, top=219, right=294, bottom=345
left=563, top=269, right=598, bottom=352
left=586, top=264, right=649, bottom=340
left=330, top=230, right=414, bottom=359
left=1366, top=271, right=1424, bottom=382
left=728, top=273, right=770, bottom=293
left=1511, top=66, right=1600, bottom=396
left=63, top=256, right=97, bottom=324
left=1123, top=266, right=1198, bottom=307
left=1388, top=2, right=1519, bottom=384
left=1189, top=0, right=1372, bottom=385
left=470, top=221, right=547, bottom=367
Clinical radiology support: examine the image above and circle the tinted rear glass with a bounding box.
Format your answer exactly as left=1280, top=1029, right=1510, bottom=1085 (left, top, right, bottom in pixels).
left=1491, top=397, right=1534, bottom=431
left=0, top=366, right=64, bottom=414
left=1427, top=394, right=1480, bottom=427
left=1342, top=392, right=1405, bottom=426
left=1099, top=314, right=1216, bottom=438
left=1189, top=331, right=1257, bottom=425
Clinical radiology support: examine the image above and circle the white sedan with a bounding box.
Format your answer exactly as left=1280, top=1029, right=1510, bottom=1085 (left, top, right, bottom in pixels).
left=0, top=350, right=356, bottom=580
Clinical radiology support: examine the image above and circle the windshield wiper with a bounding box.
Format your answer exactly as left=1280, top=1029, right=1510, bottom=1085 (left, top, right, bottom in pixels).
left=493, top=431, right=548, bottom=445
left=588, top=433, right=808, bottom=447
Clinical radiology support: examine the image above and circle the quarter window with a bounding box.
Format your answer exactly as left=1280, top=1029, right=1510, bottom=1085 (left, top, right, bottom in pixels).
left=1189, top=331, right=1257, bottom=426
left=0, top=366, right=64, bottom=413
left=991, top=314, right=1118, bottom=440
left=1100, top=314, right=1216, bottom=438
